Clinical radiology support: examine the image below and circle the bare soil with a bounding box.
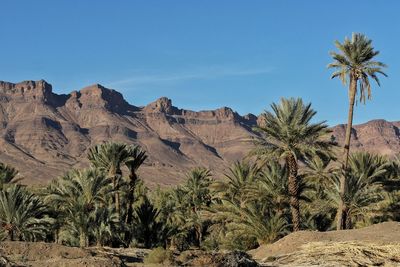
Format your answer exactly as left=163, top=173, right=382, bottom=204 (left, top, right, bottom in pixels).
left=0, top=241, right=149, bottom=267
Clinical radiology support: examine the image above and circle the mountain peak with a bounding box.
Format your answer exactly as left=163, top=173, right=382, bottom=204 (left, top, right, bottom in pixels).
left=74, top=83, right=133, bottom=113
left=0, top=80, right=53, bottom=101
left=144, top=97, right=178, bottom=114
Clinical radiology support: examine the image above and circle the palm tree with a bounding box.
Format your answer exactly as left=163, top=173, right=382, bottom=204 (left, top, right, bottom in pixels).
left=328, top=152, right=389, bottom=229
left=132, top=197, right=163, bottom=248
left=210, top=198, right=288, bottom=246
left=253, top=97, right=333, bottom=231
left=212, top=161, right=260, bottom=205
left=328, top=33, right=387, bottom=229
left=245, top=161, right=290, bottom=218
left=182, top=168, right=212, bottom=247
left=88, top=142, right=132, bottom=215
left=46, top=168, right=112, bottom=247
left=0, top=163, right=21, bottom=190
left=91, top=206, right=119, bottom=247
left=183, top=168, right=212, bottom=213
left=152, top=186, right=188, bottom=249
left=302, top=156, right=337, bottom=231
left=124, top=145, right=147, bottom=240
left=0, top=185, right=52, bottom=241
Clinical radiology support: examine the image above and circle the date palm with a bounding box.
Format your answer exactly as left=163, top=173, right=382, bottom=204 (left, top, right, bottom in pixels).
left=328, top=152, right=389, bottom=229
left=182, top=168, right=212, bottom=247
left=0, top=185, right=52, bottom=241
left=88, top=142, right=132, bottom=215
left=46, top=168, right=112, bottom=247
left=245, top=161, right=290, bottom=218
left=132, top=197, right=163, bottom=248
left=124, top=145, right=147, bottom=242
left=328, top=33, right=387, bottom=229
left=91, top=206, right=119, bottom=247
left=210, top=198, right=288, bottom=246
left=0, top=163, right=21, bottom=190
left=212, top=161, right=260, bottom=204
left=253, top=97, right=333, bottom=231
left=183, top=168, right=212, bottom=213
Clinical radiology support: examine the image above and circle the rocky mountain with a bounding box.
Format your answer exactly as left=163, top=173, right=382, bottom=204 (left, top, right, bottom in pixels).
left=1, top=80, right=399, bottom=186
left=0, top=80, right=257, bottom=186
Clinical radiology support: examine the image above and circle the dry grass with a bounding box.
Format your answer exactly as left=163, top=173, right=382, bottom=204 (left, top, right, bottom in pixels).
left=261, top=241, right=400, bottom=267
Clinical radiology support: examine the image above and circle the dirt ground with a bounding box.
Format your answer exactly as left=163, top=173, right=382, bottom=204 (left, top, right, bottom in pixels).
left=0, top=242, right=258, bottom=267
left=0, top=241, right=149, bottom=267
left=250, top=221, right=400, bottom=266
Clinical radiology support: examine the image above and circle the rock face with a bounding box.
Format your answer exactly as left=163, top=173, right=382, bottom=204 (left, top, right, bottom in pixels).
left=331, top=119, right=400, bottom=156
left=0, top=80, right=257, bottom=186
left=1, top=80, right=400, bottom=186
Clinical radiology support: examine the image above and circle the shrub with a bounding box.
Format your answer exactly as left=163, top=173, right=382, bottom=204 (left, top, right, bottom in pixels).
left=143, top=247, right=174, bottom=265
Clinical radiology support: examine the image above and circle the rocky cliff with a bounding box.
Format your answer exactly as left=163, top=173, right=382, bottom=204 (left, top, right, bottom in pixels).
left=1, top=80, right=399, bottom=186
left=0, top=80, right=257, bottom=186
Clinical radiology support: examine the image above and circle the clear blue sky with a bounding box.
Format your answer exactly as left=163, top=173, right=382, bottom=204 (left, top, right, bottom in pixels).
left=1, top=0, right=399, bottom=125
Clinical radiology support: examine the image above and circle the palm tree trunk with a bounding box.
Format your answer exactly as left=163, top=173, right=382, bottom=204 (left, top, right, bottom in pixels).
left=124, top=171, right=137, bottom=244
left=286, top=154, right=300, bottom=231
left=79, top=231, right=87, bottom=248
left=6, top=230, right=13, bottom=241
left=109, top=168, right=121, bottom=217
left=337, top=75, right=357, bottom=230
left=344, top=209, right=352, bottom=229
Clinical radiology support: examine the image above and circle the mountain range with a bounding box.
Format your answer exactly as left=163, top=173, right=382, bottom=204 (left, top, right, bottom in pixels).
left=0, top=80, right=399, bottom=186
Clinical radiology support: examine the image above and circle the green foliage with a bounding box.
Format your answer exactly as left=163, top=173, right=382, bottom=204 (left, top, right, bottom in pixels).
left=328, top=152, right=390, bottom=228
left=2, top=126, right=399, bottom=252
left=253, top=97, right=333, bottom=162
left=0, top=162, right=21, bottom=190
left=328, top=33, right=387, bottom=102
left=144, top=247, right=174, bottom=265
left=132, top=197, right=164, bottom=248
left=252, top=97, right=334, bottom=231
left=45, top=168, right=113, bottom=247
left=0, top=185, right=52, bottom=241
left=209, top=160, right=290, bottom=249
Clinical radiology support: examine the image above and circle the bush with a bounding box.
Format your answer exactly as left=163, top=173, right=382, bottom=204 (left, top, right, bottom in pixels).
left=143, top=247, right=174, bottom=265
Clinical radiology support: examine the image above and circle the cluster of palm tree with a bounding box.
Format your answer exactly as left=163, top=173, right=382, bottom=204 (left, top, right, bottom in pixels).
left=0, top=33, right=395, bottom=251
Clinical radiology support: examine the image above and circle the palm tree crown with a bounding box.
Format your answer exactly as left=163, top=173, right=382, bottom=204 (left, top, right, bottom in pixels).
left=0, top=162, right=21, bottom=190
left=254, top=98, right=333, bottom=162
left=328, top=32, right=387, bottom=103
left=253, top=97, right=333, bottom=231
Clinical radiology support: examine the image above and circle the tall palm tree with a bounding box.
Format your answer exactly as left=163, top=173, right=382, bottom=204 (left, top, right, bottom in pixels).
left=0, top=163, right=21, bottom=190
left=328, top=33, right=387, bottom=229
left=46, top=168, right=112, bottom=247
left=253, top=97, right=333, bottom=231
left=88, top=142, right=132, bottom=215
left=124, top=145, right=147, bottom=230
left=0, top=185, right=52, bottom=241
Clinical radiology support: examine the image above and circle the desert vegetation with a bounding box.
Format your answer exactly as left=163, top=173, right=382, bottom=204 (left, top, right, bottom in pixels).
left=0, top=33, right=395, bottom=263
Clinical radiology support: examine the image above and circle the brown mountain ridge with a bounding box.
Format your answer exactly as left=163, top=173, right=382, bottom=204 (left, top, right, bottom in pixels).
left=0, top=80, right=399, bottom=186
